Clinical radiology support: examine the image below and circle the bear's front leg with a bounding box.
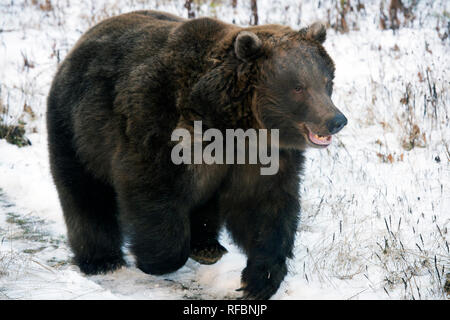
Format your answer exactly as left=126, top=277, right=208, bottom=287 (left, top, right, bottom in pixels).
left=227, top=186, right=300, bottom=300
left=120, top=192, right=191, bottom=275
left=113, top=155, right=192, bottom=275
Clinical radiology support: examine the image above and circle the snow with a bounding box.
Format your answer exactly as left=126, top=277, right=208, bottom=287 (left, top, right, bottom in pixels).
left=0, top=0, right=449, bottom=300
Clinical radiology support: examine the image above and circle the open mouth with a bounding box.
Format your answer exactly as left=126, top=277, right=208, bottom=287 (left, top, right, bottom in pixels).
left=305, top=127, right=332, bottom=147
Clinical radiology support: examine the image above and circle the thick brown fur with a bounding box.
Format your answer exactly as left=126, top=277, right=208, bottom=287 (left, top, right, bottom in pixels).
left=47, top=11, right=346, bottom=299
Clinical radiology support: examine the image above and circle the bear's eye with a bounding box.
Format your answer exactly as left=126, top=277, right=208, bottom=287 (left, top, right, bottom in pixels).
left=294, top=85, right=304, bottom=94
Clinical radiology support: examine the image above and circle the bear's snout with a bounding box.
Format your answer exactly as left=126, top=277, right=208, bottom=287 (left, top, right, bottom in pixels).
left=326, top=113, right=348, bottom=135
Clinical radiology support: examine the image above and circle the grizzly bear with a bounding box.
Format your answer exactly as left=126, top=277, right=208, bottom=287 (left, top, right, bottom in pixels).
left=47, top=10, right=347, bottom=299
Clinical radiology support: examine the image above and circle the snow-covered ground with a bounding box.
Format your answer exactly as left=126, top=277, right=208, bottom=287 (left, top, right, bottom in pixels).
left=0, top=0, right=449, bottom=300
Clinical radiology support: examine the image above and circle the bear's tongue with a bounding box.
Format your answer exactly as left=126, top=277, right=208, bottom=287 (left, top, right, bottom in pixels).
left=308, top=130, right=332, bottom=146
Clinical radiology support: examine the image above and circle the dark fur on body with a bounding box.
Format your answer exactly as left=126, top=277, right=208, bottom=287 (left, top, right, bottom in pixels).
left=47, top=11, right=345, bottom=299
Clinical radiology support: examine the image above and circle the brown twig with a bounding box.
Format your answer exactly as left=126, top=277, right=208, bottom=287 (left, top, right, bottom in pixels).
left=250, top=0, right=258, bottom=25
left=184, top=0, right=195, bottom=19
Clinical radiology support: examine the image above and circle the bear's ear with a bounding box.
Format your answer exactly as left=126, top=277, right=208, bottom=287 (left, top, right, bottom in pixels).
left=303, top=21, right=327, bottom=44
left=234, top=31, right=262, bottom=62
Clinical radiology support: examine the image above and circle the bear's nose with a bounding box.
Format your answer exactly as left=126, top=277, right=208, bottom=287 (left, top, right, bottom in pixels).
left=326, top=113, right=348, bottom=135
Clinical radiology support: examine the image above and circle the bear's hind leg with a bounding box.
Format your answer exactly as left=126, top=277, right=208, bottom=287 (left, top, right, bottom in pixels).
left=50, top=153, right=124, bottom=275
left=190, top=198, right=227, bottom=265
left=190, top=239, right=228, bottom=265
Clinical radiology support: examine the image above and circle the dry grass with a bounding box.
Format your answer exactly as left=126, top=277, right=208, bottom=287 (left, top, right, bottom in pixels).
left=0, top=93, right=31, bottom=147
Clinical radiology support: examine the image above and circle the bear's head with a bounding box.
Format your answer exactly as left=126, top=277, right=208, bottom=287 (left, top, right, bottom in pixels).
left=234, top=22, right=347, bottom=150
left=188, top=20, right=347, bottom=150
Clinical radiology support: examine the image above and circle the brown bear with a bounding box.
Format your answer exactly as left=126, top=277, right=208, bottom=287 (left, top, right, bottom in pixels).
left=47, top=10, right=347, bottom=299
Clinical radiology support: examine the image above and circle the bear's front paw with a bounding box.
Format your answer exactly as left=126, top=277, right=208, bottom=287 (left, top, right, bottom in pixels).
left=238, top=260, right=287, bottom=300
left=190, top=239, right=228, bottom=265
left=76, top=255, right=125, bottom=275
